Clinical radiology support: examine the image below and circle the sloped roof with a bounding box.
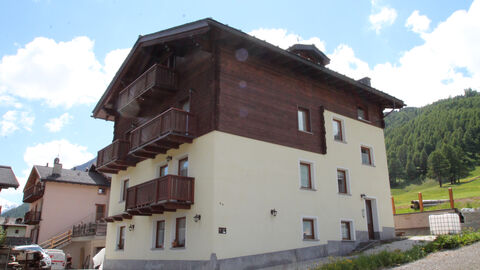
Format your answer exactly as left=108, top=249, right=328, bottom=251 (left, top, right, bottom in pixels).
left=92, top=18, right=405, bottom=121
left=34, top=165, right=110, bottom=187
left=0, top=166, right=19, bottom=189
left=287, top=44, right=331, bottom=66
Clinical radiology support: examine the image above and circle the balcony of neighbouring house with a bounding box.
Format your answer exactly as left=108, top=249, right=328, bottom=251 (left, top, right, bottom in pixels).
left=96, top=139, right=131, bottom=174
left=72, top=222, right=107, bottom=238
left=23, top=182, right=45, bottom=203
left=24, top=210, right=41, bottom=225
left=129, top=108, right=194, bottom=160
left=117, top=64, right=178, bottom=116
left=125, top=175, right=194, bottom=215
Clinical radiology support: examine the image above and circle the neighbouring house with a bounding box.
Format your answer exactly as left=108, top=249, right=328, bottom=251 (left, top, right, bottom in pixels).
left=0, top=165, right=20, bottom=215
left=22, top=158, right=110, bottom=269
left=92, top=18, right=405, bottom=269
left=0, top=217, right=29, bottom=246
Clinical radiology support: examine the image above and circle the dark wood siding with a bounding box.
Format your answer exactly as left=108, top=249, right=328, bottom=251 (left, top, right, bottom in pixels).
left=217, top=46, right=382, bottom=154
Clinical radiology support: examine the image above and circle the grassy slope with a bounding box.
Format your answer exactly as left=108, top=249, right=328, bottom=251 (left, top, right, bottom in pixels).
left=391, top=166, right=480, bottom=214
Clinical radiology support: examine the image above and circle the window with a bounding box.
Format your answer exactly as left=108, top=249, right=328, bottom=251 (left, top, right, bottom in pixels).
left=180, top=99, right=190, bottom=112
left=174, top=217, right=186, bottom=248
left=337, top=169, right=348, bottom=194
left=15, top=229, right=19, bottom=234
left=300, top=162, right=312, bottom=189
left=302, top=218, right=315, bottom=240
left=357, top=107, right=368, bottom=121
left=121, top=179, right=129, bottom=201
left=341, top=221, right=352, bottom=240
left=159, top=165, right=168, bottom=177
left=95, top=204, right=106, bottom=221
left=361, top=147, right=373, bottom=165
left=178, top=158, right=188, bottom=177
left=117, top=226, right=125, bottom=250
left=332, top=119, right=344, bottom=141
left=155, top=220, right=165, bottom=248
left=98, top=187, right=106, bottom=194
left=297, top=107, right=311, bottom=132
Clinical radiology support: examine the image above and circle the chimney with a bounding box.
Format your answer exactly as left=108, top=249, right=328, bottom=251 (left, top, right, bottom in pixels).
left=52, top=157, right=62, bottom=176
left=358, top=77, right=371, bottom=86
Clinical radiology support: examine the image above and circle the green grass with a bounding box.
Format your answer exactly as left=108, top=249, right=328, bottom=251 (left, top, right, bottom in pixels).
left=315, top=230, right=480, bottom=270
left=391, top=166, right=480, bottom=214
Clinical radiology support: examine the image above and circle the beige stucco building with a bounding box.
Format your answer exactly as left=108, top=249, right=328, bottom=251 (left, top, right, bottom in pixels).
left=93, top=19, right=404, bottom=269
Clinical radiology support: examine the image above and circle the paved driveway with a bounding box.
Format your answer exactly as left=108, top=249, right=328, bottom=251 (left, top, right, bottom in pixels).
left=391, top=241, right=480, bottom=270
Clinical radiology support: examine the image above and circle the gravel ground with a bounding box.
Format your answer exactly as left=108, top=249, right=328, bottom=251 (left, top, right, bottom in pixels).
left=391, top=241, right=480, bottom=270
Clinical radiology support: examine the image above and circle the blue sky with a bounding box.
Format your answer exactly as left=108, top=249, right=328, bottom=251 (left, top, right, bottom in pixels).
left=0, top=0, right=478, bottom=206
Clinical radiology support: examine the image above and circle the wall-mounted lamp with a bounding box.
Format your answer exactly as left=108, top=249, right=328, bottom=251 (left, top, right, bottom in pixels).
left=360, top=194, right=366, bottom=199
left=194, top=214, right=201, bottom=222
left=270, top=209, right=278, bottom=217
left=128, top=224, right=135, bottom=231
left=166, top=156, right=173, bottom=162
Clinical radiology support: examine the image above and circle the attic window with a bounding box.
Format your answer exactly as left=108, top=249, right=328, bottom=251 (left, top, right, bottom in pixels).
left=357, top=107, right=368, bottom=121
left=98, top=188, right=106, bottom=195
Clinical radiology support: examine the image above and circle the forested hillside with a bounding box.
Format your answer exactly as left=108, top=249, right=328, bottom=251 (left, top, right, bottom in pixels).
left=385, top=88, right=480, bottom=187
left=1, top=203, right=28, bottom=218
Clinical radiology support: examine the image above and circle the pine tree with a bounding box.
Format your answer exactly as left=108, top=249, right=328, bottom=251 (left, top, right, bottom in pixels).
left=427, top=151, right=450, bottom=187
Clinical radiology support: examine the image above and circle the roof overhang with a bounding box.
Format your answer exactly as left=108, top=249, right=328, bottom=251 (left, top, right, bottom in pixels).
left=92, top=18, right=404, bottom=121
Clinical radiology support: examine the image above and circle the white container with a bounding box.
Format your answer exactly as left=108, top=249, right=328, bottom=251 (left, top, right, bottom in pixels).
left=45, top=249, right=66, bottom=270
left=429, top=213, right=461, bottom=235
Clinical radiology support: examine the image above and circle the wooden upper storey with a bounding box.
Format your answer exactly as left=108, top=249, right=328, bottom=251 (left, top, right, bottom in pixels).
left=92, top=19, right=404, bottom=172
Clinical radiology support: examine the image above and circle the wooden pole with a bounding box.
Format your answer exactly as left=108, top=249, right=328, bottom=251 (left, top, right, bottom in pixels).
left=418, top=192, right=424, bottom=212
left=391, top=196, right=396, bottom=215
left=448, top=187, right=454, bottom=209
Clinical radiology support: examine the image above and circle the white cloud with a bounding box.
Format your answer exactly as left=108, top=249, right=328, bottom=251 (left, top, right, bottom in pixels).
left=0, top=110, right=34, bottom=136
left=0, top=37, right=129, bottom=108
left=328, top=44, right=372, bottom=80
left=331, top=0, right=480, bottom=107
left=249, top=28, right=326, bottom=51
left=0, top=95, right=22, bottom=108
left=369, top=7, right=398, bottom=33
left=406, top=10, right=431, bottom=34
left=24, top=139, right=94, bottom=170
left=45, top=113, right=73, bottom=132
left=0, top=197, right=19, bottom=212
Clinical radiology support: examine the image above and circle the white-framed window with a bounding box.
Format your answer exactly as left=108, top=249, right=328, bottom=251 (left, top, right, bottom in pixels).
left=299, top=160, right=315, bottom=190
left=120, top=178, right=129, bottom=202
left=301, top=216, right=318, bottom=240
left=340, top=219, right=355, bottom=241
left=361, top=146, right=374, bottom=166
left=332, top=118, right=345, bottom=142
left=336, top=168, right=350, bottom=194
left=116, top=224, right=126, bottom=251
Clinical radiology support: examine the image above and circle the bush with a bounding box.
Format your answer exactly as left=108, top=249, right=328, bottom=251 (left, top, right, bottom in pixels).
left=315, top=230, right=480, bottom=270
left=0, top=227, right=6, bottom=246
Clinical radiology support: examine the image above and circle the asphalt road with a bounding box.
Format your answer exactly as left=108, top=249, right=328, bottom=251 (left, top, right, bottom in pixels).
left=391, top=241, right=480, bottom=270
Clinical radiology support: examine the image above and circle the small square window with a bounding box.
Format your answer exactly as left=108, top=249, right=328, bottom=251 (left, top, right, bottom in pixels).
left=155, top=220, right=165, bottom=248
left=159, top=165, right=168, bottom=177
left=300, top=162, right=312, bottom=189
left=341, top=221, right=352, bottom=240
left=337, top=169, right=348, bottom=194
left=332, top=119, right=344, bottom=141
left=357, top=107, right=368, bottom=121
left=303, top=218, right=315, bottom=240
left=298, top=108, right=311, bottom=132
left=361, top=147, right=373, bottom=165
left=98, top=188, right=106, bottom=194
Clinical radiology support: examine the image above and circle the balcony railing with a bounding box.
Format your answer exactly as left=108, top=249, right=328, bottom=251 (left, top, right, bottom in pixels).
left=96, top=139, right=130, bottom=173
left=125, top=175, right=194, bottom=214
left=129, top=108, right=194, bottom=156
left=23, top=183, right=45, bottom=203
left=117, top=64, right=177, bottom=114
left=72, top=222, right=107, bottom=237
left=24, top=210, right=41, bottom=225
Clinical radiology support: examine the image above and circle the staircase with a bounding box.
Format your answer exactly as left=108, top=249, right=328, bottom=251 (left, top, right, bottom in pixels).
left=39, top=230, right=72, bottom=249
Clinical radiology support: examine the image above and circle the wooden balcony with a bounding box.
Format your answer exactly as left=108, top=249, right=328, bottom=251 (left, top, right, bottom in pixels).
left=125, top=175, right=194, bottom=215
left=129, top=108, right=194, bottom=159
left=117, top=64, right=178, bottom=116
left=24, top=210, right=41, bottom=225
left=23, top=182, right=44, bottom=203
left=96, top=139, right=132, bottom=173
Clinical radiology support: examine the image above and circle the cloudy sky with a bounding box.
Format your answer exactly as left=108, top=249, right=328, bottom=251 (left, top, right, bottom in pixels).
left=0, top=0, right=478, bottom=205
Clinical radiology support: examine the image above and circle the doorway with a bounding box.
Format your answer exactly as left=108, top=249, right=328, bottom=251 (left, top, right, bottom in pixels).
left=365, top=199, right=376, bottom=240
